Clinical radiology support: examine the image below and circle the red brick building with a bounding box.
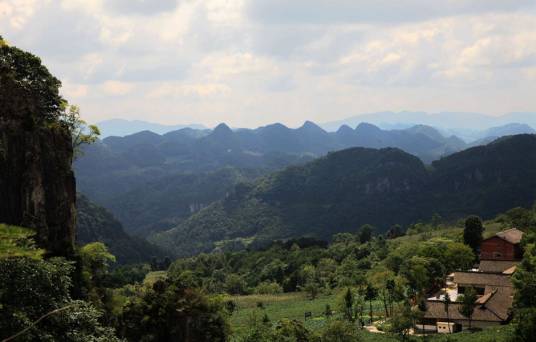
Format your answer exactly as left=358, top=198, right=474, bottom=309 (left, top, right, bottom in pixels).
left=479, top=228, right=524, bottom=261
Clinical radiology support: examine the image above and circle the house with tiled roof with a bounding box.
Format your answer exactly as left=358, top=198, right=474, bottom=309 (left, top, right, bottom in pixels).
left=419, top=228, right=523, bottom=333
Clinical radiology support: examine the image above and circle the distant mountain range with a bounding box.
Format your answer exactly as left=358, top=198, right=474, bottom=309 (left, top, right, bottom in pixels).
left=96, top=112, right=536, bottom=139
left=151, top=134, right=536, bottom=257
left=320, top=112, right=536, bottom=135
left=96, top=119, right=206, bottom=137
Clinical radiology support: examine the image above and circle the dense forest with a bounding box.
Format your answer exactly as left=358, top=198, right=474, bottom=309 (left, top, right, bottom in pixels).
left=153, top=134, right=536, bottom=257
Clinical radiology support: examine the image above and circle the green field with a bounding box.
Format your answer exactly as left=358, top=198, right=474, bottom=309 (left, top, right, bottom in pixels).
left=228, top=292, right=514, bottom=341
left=229, top=292, right=390, bottom=336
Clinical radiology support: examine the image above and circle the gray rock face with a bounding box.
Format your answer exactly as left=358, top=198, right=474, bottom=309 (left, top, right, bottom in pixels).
left=0, top=118, right=76, bottom=257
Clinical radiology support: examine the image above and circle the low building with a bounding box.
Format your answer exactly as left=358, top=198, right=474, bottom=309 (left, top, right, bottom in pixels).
left=480, top=228, right=523, bottom=261
left=419, top=228, right=523, bottom=333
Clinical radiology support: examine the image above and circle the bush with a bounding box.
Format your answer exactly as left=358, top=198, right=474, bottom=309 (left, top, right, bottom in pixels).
left=255, top=281, right=284, bottom=295
left=321, top=320, right=361, bottom=342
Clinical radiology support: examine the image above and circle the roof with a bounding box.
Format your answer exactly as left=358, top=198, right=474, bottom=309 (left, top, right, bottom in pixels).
left=493, top=228, right=524, bottom=245
left=475, top=289, right=496, bottom=305
left=424, top=287, right=513, bottom=322
left=479, top=260, right=519, bottom=273
left=453, top=272, right=512, bottom=288
left=503, top=266, right=517, bottom=275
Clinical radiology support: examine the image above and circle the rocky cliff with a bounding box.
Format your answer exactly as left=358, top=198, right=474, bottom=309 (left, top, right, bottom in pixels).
left=0, top=119, right=76, bottom=256
left=0, top=40, right=77, bottom=257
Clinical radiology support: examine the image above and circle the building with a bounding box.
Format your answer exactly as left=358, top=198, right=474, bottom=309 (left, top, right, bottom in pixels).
left=419, top=228, right=523, bottom=333
left=480, top=228, right=523, bottom=261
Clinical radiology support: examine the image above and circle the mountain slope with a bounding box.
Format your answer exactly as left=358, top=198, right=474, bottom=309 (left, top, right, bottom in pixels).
left=152, top=134, right=536, bottom=257
left=104, top=167, right=261, bottom=236
left=76, top=194, right=165, bottom=264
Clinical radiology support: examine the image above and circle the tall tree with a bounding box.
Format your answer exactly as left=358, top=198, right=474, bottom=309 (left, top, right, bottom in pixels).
left=443, top=292, right=452, bottom=334
left=364, top=284, right=377, bottom=325
left=358, top=224, right=374, bottom=244
left=463, top=216, right=484, bottom=256
left=460, top=287, right=477, bottom=330
left=512, top=234, right=536, bottom=341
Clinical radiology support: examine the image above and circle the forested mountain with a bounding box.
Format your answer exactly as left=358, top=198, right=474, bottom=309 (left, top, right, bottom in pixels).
left=75, top=121, right=466, bottom=235
left=104, top=168, right=260, bottom=236
left=151, top=134, right=536, bottom=257
left=76, top=194, right=165, bottom=264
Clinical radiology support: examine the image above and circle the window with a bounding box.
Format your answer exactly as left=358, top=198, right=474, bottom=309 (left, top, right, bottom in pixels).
left=493, top=252, right=503, bottom=258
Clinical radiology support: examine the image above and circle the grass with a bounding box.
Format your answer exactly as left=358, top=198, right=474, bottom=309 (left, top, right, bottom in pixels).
left=228, top=291, right=386, bottom=336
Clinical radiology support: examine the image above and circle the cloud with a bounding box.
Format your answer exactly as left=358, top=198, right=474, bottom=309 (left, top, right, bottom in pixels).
left=246, top=0, right=535, bottom=25
left=107, top=0, right=180, bottom=16
left=0, top=0, right=535, bottom=127
left=100, top=80, right=135, bottom=96
left=147, top=82, right=231, bottom=98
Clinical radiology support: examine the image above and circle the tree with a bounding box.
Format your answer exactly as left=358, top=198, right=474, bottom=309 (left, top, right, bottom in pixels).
left=324, top=304, right=333, bottom=320
left=512, top=236, right=536, bottom=341
left=460, top=286, right=477, bottom=330
left=302, top=277, right=320, bottom=300
left=0, top=37, right=64, bottom=124
left=364, top=284, right=377, bottom=325
left=513, top=308, right=536, bottom=342
left=512, top=239, right=536, bottom=309
left=272, top=319, right=312, bottom=342
left=120, top=279, right=230, bottom=341
left=321, top=320, right=362, bottom=342
left=390, top=302, right=414, bottom=341
left=387, top=224, right=403, bottom=239
left=59, top=104, right=100, bottom=159
left=0, top=257, right=120, bottom=341
left=225, top=274, right=248, bottom=295
left=463, top=216, right=484, bottom=256
left=443, top=292, right=452, bottom=334
left=417, top=297, right=428, bottom=338
left=341, top=288, right=355, bottom=322
left=359, top=224, right=374, bottom=243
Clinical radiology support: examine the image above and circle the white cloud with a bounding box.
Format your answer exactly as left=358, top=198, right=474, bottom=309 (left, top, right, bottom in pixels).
left=100, top=80, right=135, bottom=96
left=147, top=82, right=231, bottom=98
left=0, top=0, right=535, bottom=127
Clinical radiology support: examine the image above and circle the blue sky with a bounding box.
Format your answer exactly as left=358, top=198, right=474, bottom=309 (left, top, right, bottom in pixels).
left=1, top=0, right=536, bottom=127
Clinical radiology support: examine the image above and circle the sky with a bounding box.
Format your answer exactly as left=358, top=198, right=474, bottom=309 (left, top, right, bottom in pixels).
left=1, top=0, right=536, bottom=128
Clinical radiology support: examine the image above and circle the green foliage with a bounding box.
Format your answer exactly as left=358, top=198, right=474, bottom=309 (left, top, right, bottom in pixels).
left=155, top=135, right=536, bottom=257
left=464, top=215, right=484, bottom=255
left=0, top=224, right=44, bottom=259
left=460, top=286, right=477, bottom=329
left=120, top=279, right=230, bottom=341
left=0, top=257, right=120, bottom=341
left=500, top=206, right=536, bottom=231
left=321, top=320, right=361, bottom=341
left=105, top=263, right=152, bottom=288
left=512, top=308, right=536, bottom=342
left=359, top=224, right=374, bottom=244
left=0, top=40, right=64, bottom=124
left=60, top=104, right=100, bottom=159
left=388, top=302, right=414, bottom=340
left=512, top=235, right=536, bottom=309
left=255, top=281, right=284, bottom=295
